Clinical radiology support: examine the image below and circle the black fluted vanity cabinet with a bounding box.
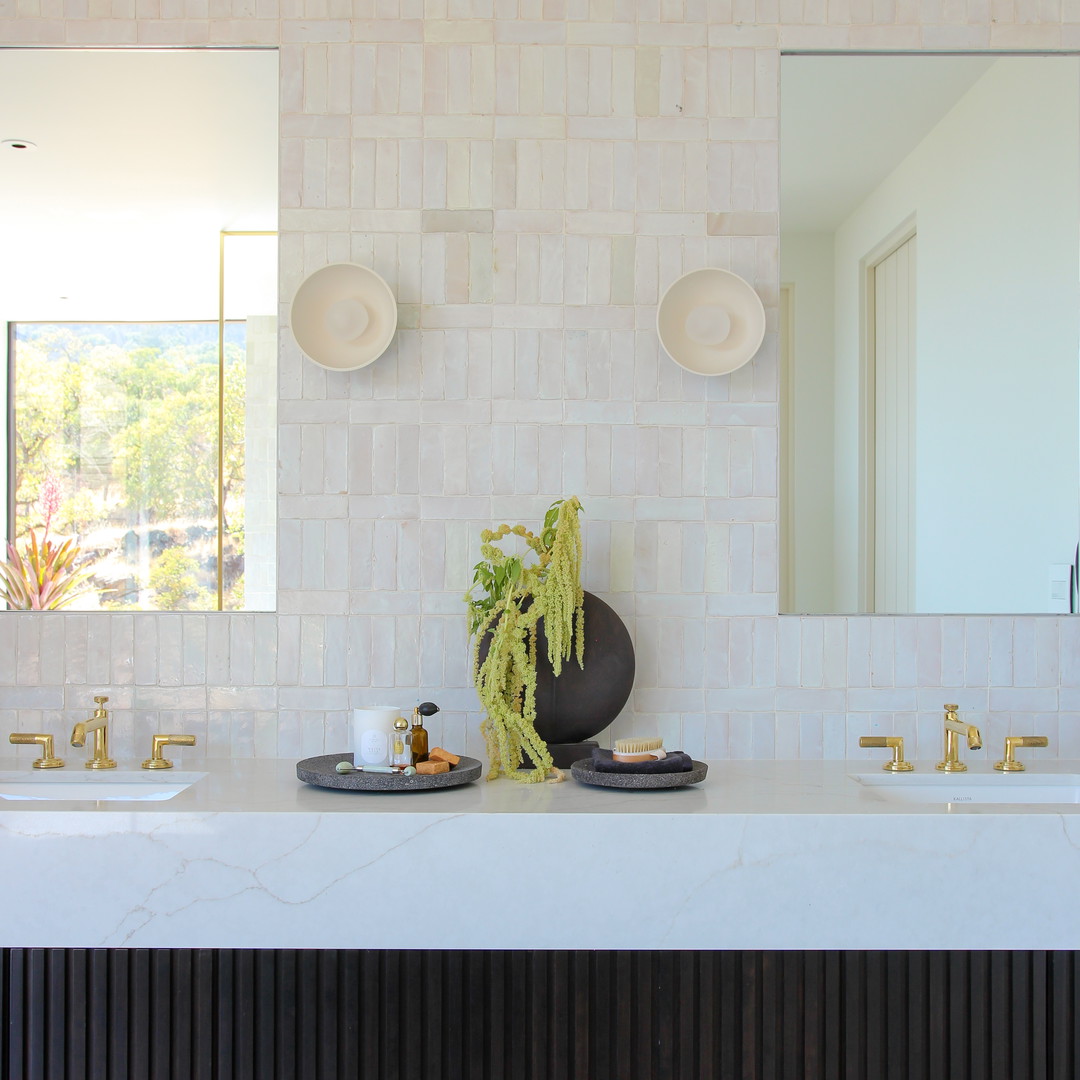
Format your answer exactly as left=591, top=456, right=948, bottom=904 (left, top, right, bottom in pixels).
left=2, top=949, right=1077, bottom=1079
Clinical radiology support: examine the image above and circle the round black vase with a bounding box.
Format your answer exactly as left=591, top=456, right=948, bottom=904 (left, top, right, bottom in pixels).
left=477, top=591, right=635, bottom=767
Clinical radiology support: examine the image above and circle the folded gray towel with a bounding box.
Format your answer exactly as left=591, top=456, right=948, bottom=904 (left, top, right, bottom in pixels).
left=592, top=747, right=694, bottom=774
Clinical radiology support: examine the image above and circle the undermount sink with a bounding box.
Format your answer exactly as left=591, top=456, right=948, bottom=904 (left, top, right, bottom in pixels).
left=0, top=770, right=206, bottom=802
left=850, top=771, right=1080, bottom=805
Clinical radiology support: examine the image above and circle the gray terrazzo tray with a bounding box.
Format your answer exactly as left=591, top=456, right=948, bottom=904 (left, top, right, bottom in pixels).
left=570, top=758, right=708, bottom=790
left=297, top=753, right=482, bottom=793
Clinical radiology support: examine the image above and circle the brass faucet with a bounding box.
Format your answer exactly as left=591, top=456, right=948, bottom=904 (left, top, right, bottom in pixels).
left=859, top=735, right=914, bottom=772
left=70, top=696, right=117, bottom=770
left=995, top=735, right=1049, bottom=772
left=142, top=733, right=196, bottom=770
left=936, top=704, right=981, bottom=773
left=9, top=732, right=64, bottom=769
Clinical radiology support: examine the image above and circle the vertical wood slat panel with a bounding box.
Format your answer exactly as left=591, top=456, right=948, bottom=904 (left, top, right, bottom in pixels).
left=45, top=948, right=64, bottom=1080
left=788, top=950, right=803, bottom=1080
left=400, top=948, right=422, bottom=1080
left=927, top=949, right=948, bottom=1080
left=590, top=949, right=610, bottom=1080
left=152, top=950, right=173, bottom=1080
left=214, top=949, right=234, bottom=1080
left=66, top=949, right=88, bottom=1080
left=1053, top=951, right=1076, bottom=1080
left=336, top=949, right=358, bottom=1080
left=359, top=949, right=380, bottom=1080
left=171, top=949, right=193, bottom=1080
left=26, top=948, right=45, bottom=1080
left=107, top=949, right=128, bottom=1080
left=971, top=951, right=990, bottom=1080
left=87, top=950, right=109, bottom=1080
left=571, top=951, right=590, bottom=1080
left=1029, top=951, right=1047, bottom=1080
left=0, top=948, right=9, bottom=1078
left=822, top=951, right=841, bottom=1079
left=550, top=949, right=570, bottom=1079
left=8, top=948, right=25, bottom=1080
left=907, top=951, right=927, bottom=1080
left=297, top=948, right=319, bottom=1080
left=127, top=949, right=149, bottom=1080
left=192, top=949, right=214, bottom=1080
left=1, top=949, right=1078, bottom=1079
left=484, top=950, right=503, bottom=1080
left=273, top=949, right=296, bottom=1080
left=233, top=948, right=255, bottom=1080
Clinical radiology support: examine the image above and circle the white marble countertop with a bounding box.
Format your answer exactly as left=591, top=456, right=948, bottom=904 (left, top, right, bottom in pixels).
left=3, top=757, right=1079, bottom=950
left=5, top=756, right=1080, bottom=815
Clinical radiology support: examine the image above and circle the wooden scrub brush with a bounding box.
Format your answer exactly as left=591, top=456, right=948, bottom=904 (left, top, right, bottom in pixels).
left=612, top=736, right=667, bottom=763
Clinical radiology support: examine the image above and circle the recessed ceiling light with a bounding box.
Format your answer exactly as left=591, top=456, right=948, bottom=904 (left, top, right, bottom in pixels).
left=2, top=139, right=37, bottom=151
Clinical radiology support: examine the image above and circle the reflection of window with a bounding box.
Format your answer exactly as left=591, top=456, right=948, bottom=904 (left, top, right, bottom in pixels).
left=9, top=321, right=268, bottom=611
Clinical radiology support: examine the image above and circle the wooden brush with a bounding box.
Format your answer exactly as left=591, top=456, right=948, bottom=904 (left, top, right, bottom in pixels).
left=612, top=736, right=667, bottom=762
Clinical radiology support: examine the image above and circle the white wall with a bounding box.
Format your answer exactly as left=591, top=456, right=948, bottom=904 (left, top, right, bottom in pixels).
left=3, top=10, right=1080, bottom=770
left=832, top=58, right=1080, bottom=614
left=780, top=233, right=835, bottom=613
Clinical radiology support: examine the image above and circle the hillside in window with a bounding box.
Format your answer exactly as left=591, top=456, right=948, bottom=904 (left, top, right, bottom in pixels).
left=12, top=322, right=247, bottom=611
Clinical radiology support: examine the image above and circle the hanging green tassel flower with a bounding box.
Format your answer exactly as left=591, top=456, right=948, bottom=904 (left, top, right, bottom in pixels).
left=467, top=497, right=584, bottom=782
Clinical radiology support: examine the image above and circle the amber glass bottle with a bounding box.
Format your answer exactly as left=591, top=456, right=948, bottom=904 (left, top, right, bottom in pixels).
left=410, top=706, right=429, bottom=764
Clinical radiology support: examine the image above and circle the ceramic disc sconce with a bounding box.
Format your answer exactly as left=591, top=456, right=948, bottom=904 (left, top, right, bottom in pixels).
left=656, top=268, right=766, bottom=376
left=290, top=263, right=398, bottom=371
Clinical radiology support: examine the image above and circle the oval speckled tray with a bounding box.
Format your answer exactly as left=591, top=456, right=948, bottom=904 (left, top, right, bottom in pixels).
left=297, top=753, right=482, bottom=793
left=570, top=758, right=708, bottom=790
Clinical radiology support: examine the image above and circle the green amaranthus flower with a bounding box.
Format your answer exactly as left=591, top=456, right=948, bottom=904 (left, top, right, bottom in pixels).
left=468, top=498, right=585, bottom=782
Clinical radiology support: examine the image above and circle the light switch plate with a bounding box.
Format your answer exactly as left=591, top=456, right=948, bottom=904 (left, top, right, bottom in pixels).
left=1049, top=563, right=1071, bottom=611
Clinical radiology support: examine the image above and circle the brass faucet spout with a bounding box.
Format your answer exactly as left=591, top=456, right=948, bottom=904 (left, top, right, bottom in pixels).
left=72, top=697, right=116, bottom=769
left=70, top=714, right=105, bottom=748
left=944, top=716, right=982, bottom=750
left=937, top=705, right=981, bottom=772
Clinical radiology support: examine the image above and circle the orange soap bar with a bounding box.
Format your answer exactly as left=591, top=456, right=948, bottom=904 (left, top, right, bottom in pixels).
left=428, top=747, right=460, bottom=766
left=416, top=760, right=450, bottom=775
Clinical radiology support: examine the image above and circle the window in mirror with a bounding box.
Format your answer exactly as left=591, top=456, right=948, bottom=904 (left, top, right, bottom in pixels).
left=780, top=54, right=1080, bottom=615
left=0, top=48, right=278, bottom=612
left=11, top=319, right=263, bottom=611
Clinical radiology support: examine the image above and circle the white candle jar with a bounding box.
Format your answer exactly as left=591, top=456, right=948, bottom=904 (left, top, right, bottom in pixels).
left=352, top=707, right=400, bottom=766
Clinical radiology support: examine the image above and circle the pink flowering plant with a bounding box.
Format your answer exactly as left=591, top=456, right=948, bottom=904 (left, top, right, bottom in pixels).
left=0, top=476, right=95, bottom=610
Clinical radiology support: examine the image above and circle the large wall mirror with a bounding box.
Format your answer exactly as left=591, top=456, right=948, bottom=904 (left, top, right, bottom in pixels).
left=780, top=54, right=1080, bottom=615
left=0, top=48, right=278, bottom=613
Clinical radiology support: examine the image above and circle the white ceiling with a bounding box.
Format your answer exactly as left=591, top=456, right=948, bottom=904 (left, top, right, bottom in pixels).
left=780, top=55, right=996, bottom=234
left=0, top=49, right=278, bottom=322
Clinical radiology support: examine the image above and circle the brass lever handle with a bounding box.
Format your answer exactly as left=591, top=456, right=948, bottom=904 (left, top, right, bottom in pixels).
left=9, top=732, right=64, bottom=769
left=994, top=735, right=1048, bottom=772
left=859, top=735, right=914, bottom=772
left=142, top=734, right=196, bottom=770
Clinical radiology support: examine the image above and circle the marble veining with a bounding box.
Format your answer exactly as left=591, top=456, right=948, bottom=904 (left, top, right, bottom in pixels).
left=3, top=758, right=1080, bottom=950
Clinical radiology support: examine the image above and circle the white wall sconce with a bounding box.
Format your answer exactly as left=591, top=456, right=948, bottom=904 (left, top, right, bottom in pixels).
left=657, top=268, right=766, bottom=376
left=290, top=263, right=398, bottom=371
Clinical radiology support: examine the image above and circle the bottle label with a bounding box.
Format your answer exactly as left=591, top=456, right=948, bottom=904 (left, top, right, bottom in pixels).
left=359, top=729, right=389, bottom=764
